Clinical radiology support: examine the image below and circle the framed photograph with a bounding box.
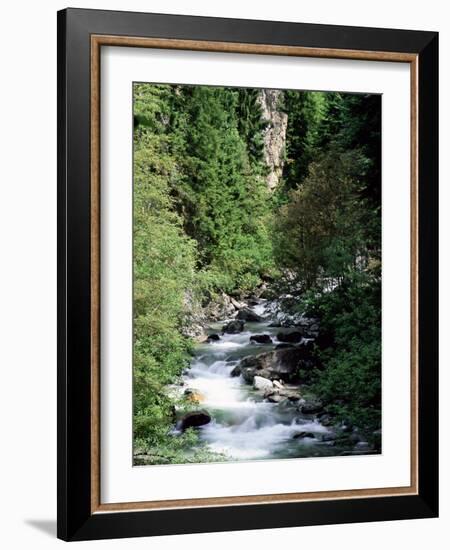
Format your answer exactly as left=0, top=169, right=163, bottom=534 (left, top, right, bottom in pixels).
left=57, top=8, right=438, bottom=541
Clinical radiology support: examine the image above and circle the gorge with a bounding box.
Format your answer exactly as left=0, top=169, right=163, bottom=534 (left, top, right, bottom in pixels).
left=133, top=83, right=382, bottom=466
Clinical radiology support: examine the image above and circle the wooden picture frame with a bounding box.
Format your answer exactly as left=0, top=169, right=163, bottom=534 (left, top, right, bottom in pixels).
left=57, top=7, right=438, bottom=541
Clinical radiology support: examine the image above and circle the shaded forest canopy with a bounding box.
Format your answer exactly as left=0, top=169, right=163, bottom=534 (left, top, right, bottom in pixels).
left=133, top=83, right=381, bottom=463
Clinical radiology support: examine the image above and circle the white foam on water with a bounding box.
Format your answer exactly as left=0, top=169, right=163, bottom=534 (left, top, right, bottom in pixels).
left=295, top=420, right=330, bottom=434
left=181, top=299, right=331, bottom=461
left=202, top=418, right=312, bottom=460
left=207, top=340, right=246, bottom=350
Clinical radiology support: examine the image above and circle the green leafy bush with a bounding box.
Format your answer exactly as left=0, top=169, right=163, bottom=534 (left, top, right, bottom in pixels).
left=306, top=278, right=381, bottom=432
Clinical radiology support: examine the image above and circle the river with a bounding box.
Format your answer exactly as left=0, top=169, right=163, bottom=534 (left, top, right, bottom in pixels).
left=182, top=299, right=349, bottom=462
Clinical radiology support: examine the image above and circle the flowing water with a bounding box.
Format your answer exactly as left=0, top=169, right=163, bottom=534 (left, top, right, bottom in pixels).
left=182, top=300, right=343, bottom=461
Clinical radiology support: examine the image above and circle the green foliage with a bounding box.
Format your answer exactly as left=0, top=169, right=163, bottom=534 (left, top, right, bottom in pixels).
left=314, top=92, right=382, bottom=251
left=170, top=85, right=275, bottom=292
left=274, top=90, right=382, bottom=434
left=274, top=147, right=370, bottom=289
left=132, top=82, right=382, bottom=460
left=133, top=84, right=203, bottom=458
left=132, top=83, right=277, bottom=461
left=281, top=91, right=327, bottom=190
left=135, top=428, right=226, bottom=465
left=305, top=278, right=381, bottom=432
left=236, top=88, right=267, bottom=167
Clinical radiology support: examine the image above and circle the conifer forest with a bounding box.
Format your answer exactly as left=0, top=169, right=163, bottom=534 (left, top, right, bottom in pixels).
left=133, top=83, right=382, bottom=465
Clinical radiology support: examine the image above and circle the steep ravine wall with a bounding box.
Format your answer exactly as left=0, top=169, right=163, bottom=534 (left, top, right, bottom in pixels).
left=258, top=89, right=288, bottom=191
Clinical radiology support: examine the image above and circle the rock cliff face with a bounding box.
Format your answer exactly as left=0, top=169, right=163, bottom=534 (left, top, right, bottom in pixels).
left=258, top=89, right=288, bottom=191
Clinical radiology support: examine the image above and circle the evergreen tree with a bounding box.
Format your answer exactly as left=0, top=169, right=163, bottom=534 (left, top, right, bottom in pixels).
left=282, top=90, right=327, bottom=190
left=172, top=86, right=274, bottom=292
left=236, top=88, right=267, bottom=168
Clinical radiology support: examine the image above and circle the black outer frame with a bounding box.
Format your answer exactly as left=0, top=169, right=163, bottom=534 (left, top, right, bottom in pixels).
left=57, top=8, right=439, bottom=542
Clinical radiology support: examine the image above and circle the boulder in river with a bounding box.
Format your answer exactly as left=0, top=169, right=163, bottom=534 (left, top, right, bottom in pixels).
left=253, top=375, right=273, bottom=392
left=300, top=398, right=324, bottom=414
left=239, top=348, right=308, bottom=383
left=230, top=364, right=241, bottom=377
left=267, top=394, right=286, bottom=404
left=222, top=319, right=245, bottom=334
left=250, top=334, right=272, bottom=344
left=207, top=333, right=221, bottom=342
left=277, top=331, right=303, bottom=343
left=236, top=307, right=264, bottom=322
left=184, top=388, right=205, bottom=404
left=178, top=410, right=211, bottom=432
left=280, top=389, right=302, bottom=402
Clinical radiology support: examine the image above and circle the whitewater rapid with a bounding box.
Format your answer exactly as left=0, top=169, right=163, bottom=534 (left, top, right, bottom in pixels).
left=182, top=301, right=334, bottom=461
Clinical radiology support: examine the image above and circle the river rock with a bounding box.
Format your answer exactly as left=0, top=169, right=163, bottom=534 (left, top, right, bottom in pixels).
left=317, top=413, right=333, bottom=426
left=296, top=316, right=319, bottom=328
left=182, top=324, right=207, bottom=342
left=300, top=399, right=324, bottom=414
left=181, top=289, right=208, bottom=341
left=273, top=380, right=284, bottom=389
left=280, top=389, right=302, bottom=402
left=222, top=319, right=245, bottom=334
left=277, top=331, right=303, bottom=343
left=275, top=343, right=294, bottom=349
left=293, top=431, right=316, bottom=439
left=184, top=388, right=205, bottom=403
left=250, top=334, right=272, bottom=344
left=230, top=364, right=241, bottom=377
left=238, top=348, right=307, bottom=383
left=204, top=292, right=239, bottom=321
left=236, top=308, right=264, bottom=322
left=230, top=297, right=246, bottom=309
left=340, top=422, right=353, bottom=433
left=207, top=333, right=221, bottom=342
left=256, top=283, right=274, bottom=300
left=349, top=432, right=363, bottom=444
left=253, top=375, right=273, bottom=392
left=263, top=387, right=276, bottom=398
left=178, top=410, right=211, bottom=432
left=267, top=394, right=286, bottom=403
left=320, top=432, right=337, bottom=442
